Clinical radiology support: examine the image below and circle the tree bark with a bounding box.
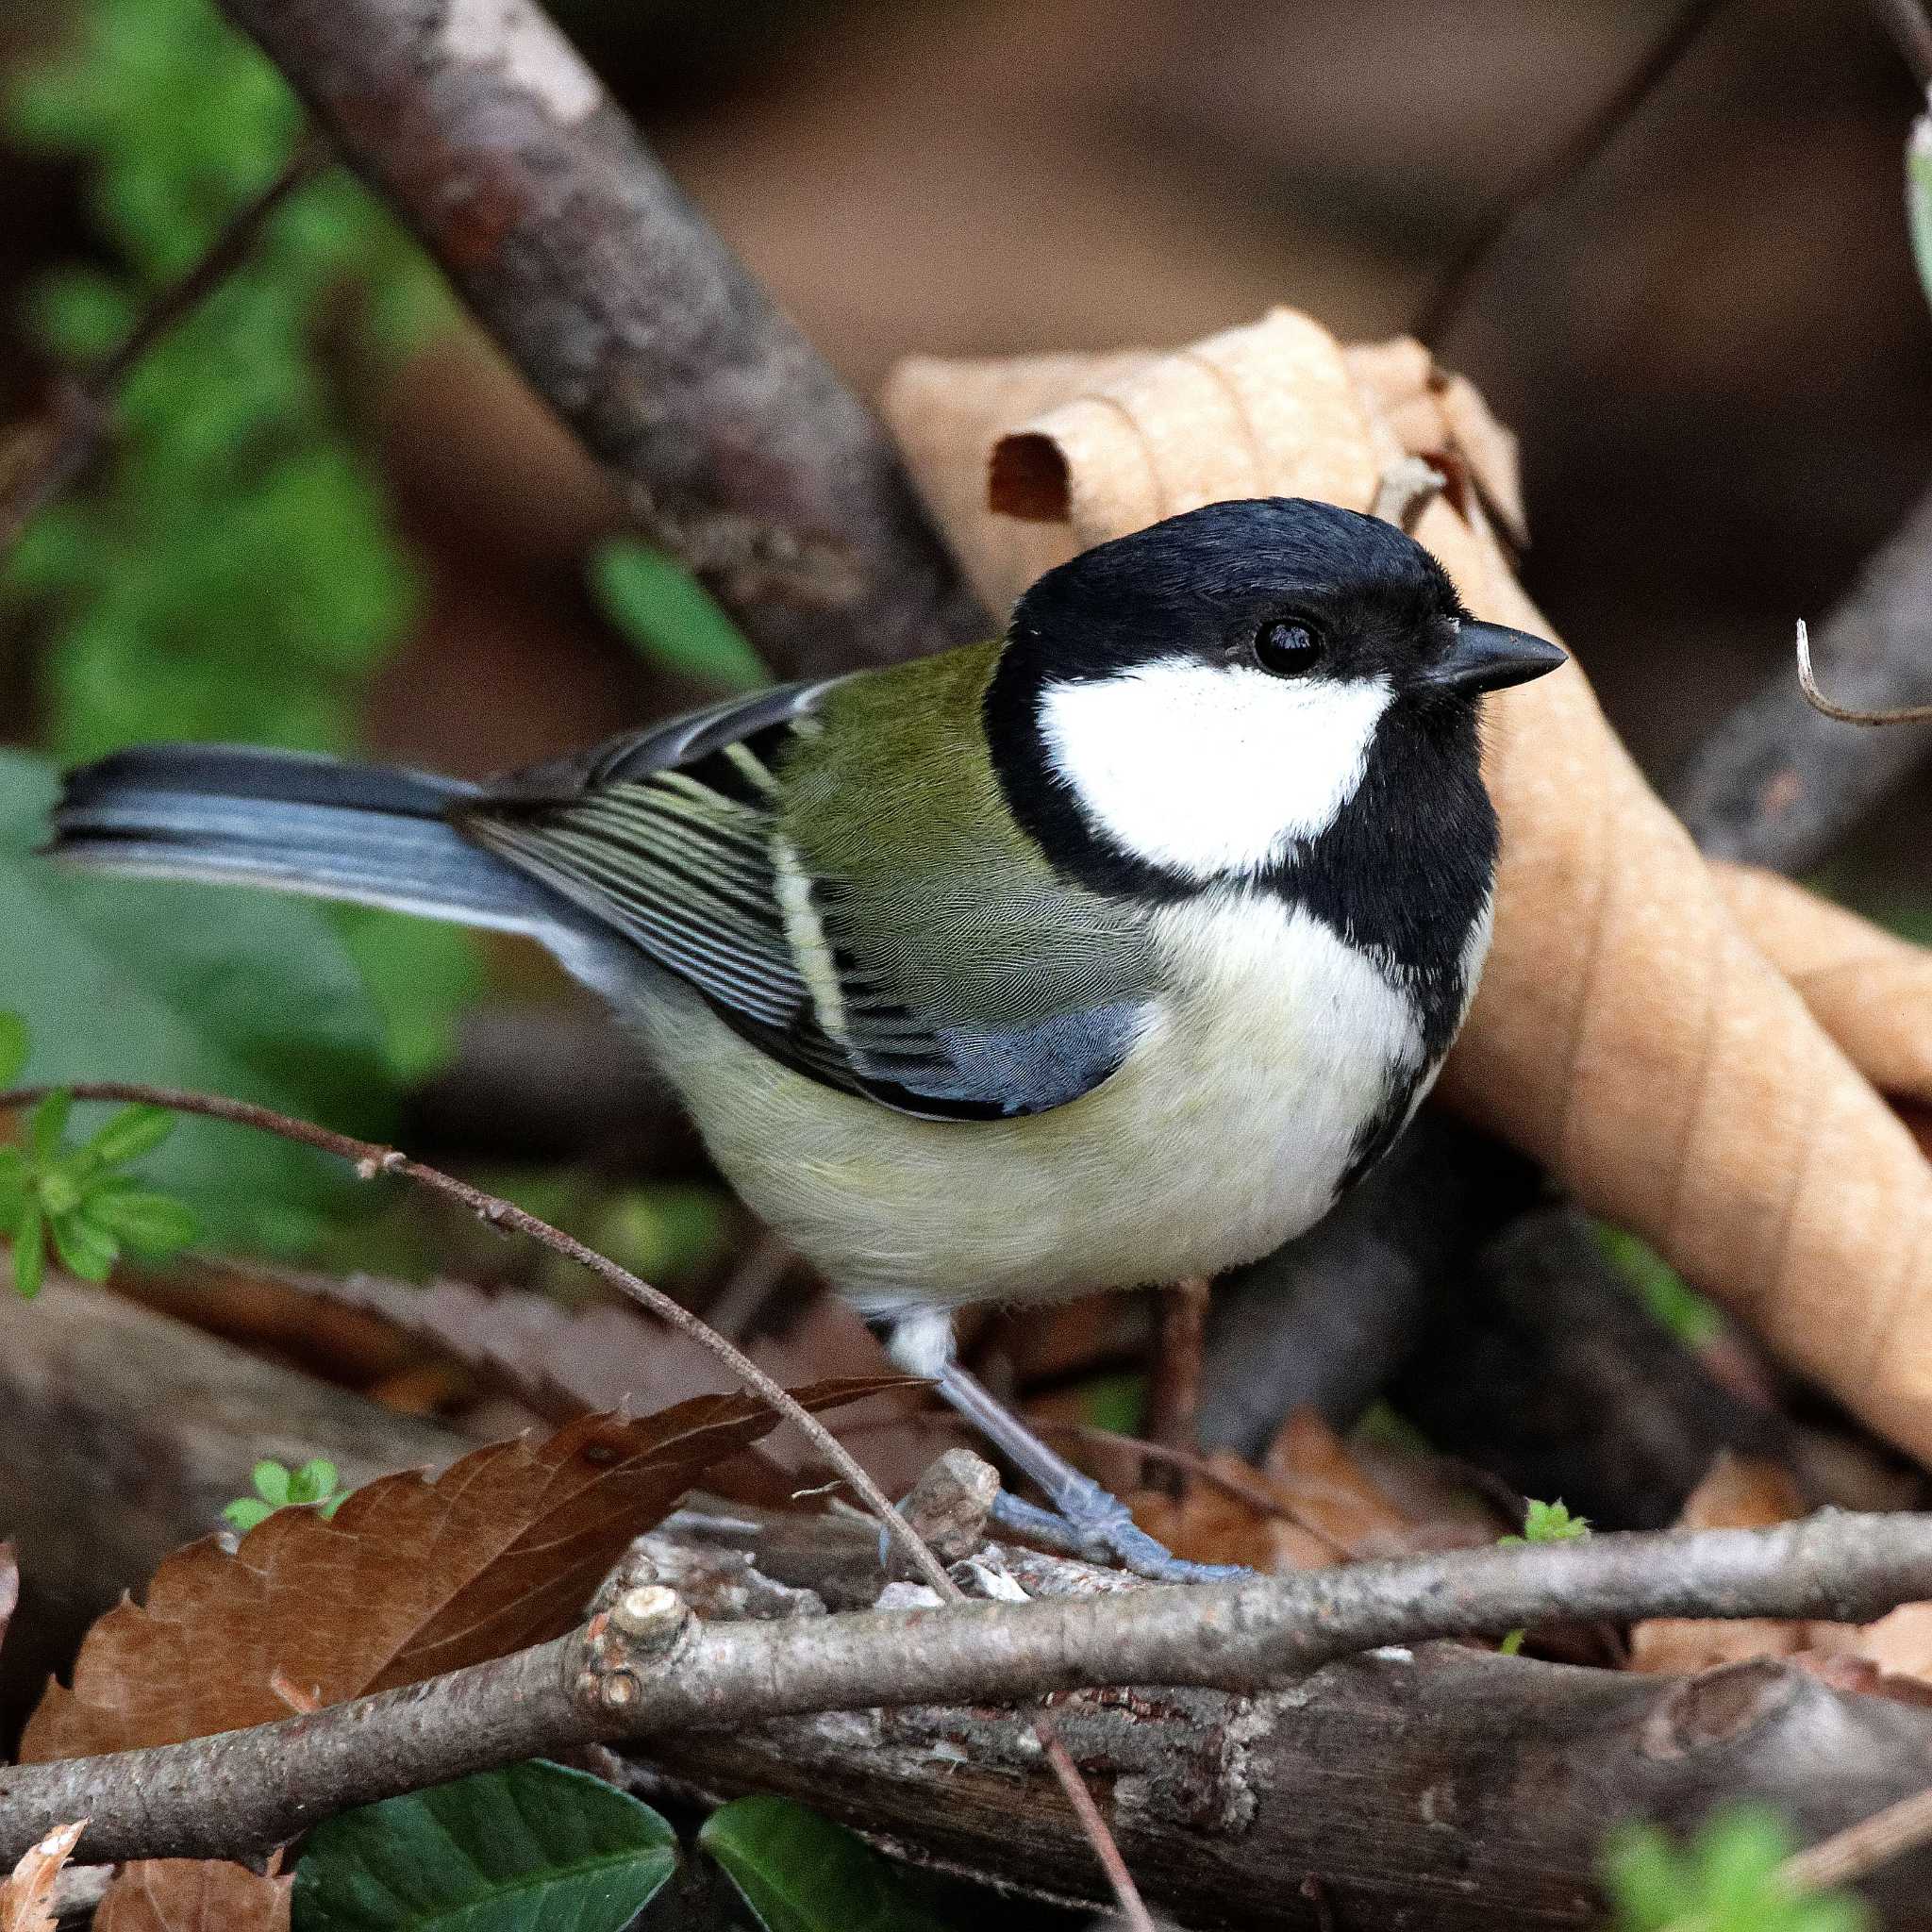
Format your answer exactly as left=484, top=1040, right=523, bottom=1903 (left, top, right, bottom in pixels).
left=211, top=0, right=989, bottom=681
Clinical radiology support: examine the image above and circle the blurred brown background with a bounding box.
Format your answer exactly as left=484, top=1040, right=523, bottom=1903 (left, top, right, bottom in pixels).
left=7, top=0, right=1930, bottom=874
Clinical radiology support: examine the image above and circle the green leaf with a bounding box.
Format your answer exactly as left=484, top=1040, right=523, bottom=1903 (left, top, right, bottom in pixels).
left=1500, top=1499, right=1591, bottom=1547
left=1603, top=1807, right=1870, bottom=1932
left=222, top=1496, right=274, bottom=1533
left=9, top=1203, right=46, bottom=1299
left=252, top=1458, right=292, bottom=1507
left=288, top=1457, right=340, bottom=1507
left=0, top=1011, right=26, bottom=1088
left=0, top=1149, right=27, bottom=1224
left=1594, top=1223, right=1721, bottom=1349
left=82, top=1102, right=176, bottom=1167
left=84, top=1187, right=198, bottom=1257
left=591, top=538, right=769, bottom=692
left=50, top=1207, right=120, bottom=1282
left=28, top=1090, right=73, bottom=1161
left=291, top=1759, right=678, bottom=1931
left=0, top=752, right=399, bottom=1249
left=700, top=1795, right=954, bottom=1932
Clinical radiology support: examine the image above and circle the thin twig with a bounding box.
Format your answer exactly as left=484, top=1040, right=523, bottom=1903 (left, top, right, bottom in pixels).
left=1778, top=1783, right=1932, bottom=1897
left=1412, top=0, right=1726, bottom=345
left=0, top=1079, right=1151, bottom=1928
left=8, top=1509, right=1932, bottom=1867
left=1795, top=617, right=1932, bottom=725
left=0, top=142, right=328, bottom=562
left=1659, top=1776, right=1932, bottom=1929
left=1870, top=0, right=1932, bottom=91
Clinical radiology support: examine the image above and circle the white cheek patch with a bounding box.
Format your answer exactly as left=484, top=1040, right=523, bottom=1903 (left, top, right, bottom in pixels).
left=1038, top=658, right=1393, bottom=879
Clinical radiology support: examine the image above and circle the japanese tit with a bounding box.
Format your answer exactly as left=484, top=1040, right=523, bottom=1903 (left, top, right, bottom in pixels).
left=48, top=495, right=1562, bottom=1397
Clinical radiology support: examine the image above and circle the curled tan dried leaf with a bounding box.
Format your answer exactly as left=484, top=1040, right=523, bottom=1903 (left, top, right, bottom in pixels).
left=881, top=307, right=1932, bottom=1467
left=0, top=1822, right=86, bottom=1932
left=93, top=1862, right=290, bottom=1932
left=1714, top=864, right=1932, bottom=1107
left=21, top=1378, right=901, bottom=1761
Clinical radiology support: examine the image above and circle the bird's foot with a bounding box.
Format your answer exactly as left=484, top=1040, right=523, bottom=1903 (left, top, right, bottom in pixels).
left=989, top=1477, right=1247, bottom=1585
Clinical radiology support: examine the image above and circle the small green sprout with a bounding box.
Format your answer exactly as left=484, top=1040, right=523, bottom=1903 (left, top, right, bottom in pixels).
left=224, top=1457, right=346, bottom=1533
left=1603, top=1806, right=1867, bottom=1932
left=1, top=1014, right=197, bottom=1298
left=1496, top=1497, right=1591, bottom=1655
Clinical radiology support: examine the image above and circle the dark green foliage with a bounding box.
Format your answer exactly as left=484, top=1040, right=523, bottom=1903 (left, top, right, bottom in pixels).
left=698, top=1795, right=957, bottom=1932
left=0, top=1011, right=197, bottom=1299
left=6, top=0, right=478, bottom=1083
left=0, top=753, right=393, bottom=1249
left=1603, top=1807, right=1866, bottom=1932
left=291, top=1760, right=680, bottom=1931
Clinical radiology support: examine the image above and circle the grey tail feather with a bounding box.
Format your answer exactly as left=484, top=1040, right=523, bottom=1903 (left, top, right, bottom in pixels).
left=47, top=742, right=579, bottom=935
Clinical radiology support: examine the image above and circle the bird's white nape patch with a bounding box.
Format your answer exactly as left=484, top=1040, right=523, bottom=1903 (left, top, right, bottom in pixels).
left=1038, top=658, right=1393, bottom=878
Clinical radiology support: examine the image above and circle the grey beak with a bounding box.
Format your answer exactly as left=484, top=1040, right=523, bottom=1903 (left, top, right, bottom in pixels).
left=1423, top=619, right=1568, bottom=694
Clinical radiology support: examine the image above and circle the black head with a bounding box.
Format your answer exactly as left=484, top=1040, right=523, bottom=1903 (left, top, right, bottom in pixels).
left=1005, top=496, right=1561, bottom=703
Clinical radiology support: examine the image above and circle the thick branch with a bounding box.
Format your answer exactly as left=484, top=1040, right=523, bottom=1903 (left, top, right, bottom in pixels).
left=210, top=0, right=986, bottom=679
left=7, top=1510, right=1932, bottom=1867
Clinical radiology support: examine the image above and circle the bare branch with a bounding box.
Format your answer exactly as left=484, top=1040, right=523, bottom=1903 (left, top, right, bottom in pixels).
left=0, top=143, right=327, bottom=562
left=7, top=1509, right=1932, bottom=1868
left=209, top=0, right=987, bottom=680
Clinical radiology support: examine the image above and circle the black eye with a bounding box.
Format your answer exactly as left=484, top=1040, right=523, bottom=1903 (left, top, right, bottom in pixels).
left=1253, top=618, right=1324, bottom=676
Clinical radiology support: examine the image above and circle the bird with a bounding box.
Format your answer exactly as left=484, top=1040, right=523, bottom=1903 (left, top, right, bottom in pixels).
left=46, top=495, right=1565, bottom=1578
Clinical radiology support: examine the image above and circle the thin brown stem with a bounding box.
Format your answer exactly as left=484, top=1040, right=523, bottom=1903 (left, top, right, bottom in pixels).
left=0, top=142, right=328, bottom=562
left=1412, top=0, right=1726, bottom=345
left=1795, top=617, right=1932, bottom=725
left=0, top=1078, right=1150, bottom=1925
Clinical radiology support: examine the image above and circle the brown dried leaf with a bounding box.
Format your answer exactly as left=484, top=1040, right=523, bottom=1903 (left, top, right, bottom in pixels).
left=0, top=1823, right=86, bottom=1932
left=93, top=1862, right=290, bottom=1932
left=1259, top=1410, right=1421, bottom=1559
left=1628, top=1455, right=1821, bottom=1674
left=1789, top=1648, right=1932, bottom=1709
left=1715, top=865, right=1932, bottom=1108
left=21, top=1379, right=900, bottom=1761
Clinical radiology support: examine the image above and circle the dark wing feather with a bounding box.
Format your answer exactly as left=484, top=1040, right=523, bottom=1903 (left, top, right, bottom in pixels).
left=456, top=675, right=1155, bottom=1120
left=458, top=683, right=825, bottom=1037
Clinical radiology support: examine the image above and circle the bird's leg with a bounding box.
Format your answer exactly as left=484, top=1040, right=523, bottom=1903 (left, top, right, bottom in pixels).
left=877, top=1310, right=1244, bottom=1584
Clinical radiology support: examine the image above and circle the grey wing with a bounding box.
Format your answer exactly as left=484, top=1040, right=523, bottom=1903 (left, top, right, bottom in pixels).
left=457, top=684, right=1156, bottom=1120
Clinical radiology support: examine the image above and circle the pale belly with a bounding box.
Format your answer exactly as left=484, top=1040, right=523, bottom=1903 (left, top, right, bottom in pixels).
left=639, top=895, right=1434, bottom=1319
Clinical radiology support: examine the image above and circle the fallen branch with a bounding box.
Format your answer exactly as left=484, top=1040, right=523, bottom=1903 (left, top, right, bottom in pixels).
left=7, top=1510, right=1932, bottom=1870
left=210, top=0, right=986, bottom=679
left=13, top=1299, right=1932, bottom=1925
left=0, top=1079, right=1150, bottom=1925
